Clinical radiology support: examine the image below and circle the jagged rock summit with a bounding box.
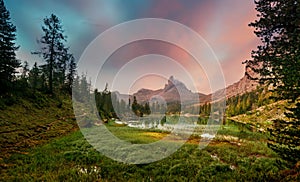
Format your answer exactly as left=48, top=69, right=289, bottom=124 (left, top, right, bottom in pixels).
left=133, top=76, right=205, bottom=104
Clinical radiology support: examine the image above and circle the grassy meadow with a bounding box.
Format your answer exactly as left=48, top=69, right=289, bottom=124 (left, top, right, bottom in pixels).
left=1, top=118, right=291, bottom=181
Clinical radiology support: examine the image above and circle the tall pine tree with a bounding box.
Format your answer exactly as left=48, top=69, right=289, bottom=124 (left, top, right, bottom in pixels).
left=28, top=62, right=40, bottom=92
left=34, top=14, right=67, bottom=94
left=245, top=0, right=300, bottom=164
left=66, top=55, right=76, bottom=93
left=0, top=0, right=20, bottom=96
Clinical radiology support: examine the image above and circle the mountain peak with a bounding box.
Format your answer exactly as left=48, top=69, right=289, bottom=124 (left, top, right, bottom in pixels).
left=131, top=76, right=202, bottom=104
left=164, top=76, right=186, bottom=92
left=169, top=75, right=175, bottom=82
left=168, top=76, right=181, bottom=85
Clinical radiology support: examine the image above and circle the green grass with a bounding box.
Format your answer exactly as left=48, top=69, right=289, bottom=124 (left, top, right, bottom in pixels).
left=0, top=95, right=78, bottom=159
left=0, top=123, right=289, bottom=181
left=106, top=125, right=167, bottom=144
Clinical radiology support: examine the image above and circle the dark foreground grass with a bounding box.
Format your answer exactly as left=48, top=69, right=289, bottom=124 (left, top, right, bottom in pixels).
left=0, top=123, right=291, bottom=181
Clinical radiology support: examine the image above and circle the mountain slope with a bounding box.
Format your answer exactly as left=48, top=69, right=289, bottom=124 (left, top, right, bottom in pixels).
left=115, top=65, right=259, bottom=105
left=133, top=76, right=206, bottom=104
left=210, top=66, right=259, bottom=101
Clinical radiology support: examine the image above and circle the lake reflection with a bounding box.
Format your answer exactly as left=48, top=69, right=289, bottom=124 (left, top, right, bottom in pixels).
left=117, top=115, right=201, bottom=132
left=114, top=115, right=222, bottom=140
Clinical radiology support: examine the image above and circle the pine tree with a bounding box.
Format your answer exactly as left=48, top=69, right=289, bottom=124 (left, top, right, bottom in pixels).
left=21, top=61, right=29, bottom=78
left=39, top=65, right=48, bottom=92
left=66, top=55, right=76, bottom=93
left=72, top=75, right=80, bottom=101
left=0, top=0, right=20, bottom=95
left=56, top=48, right=68, bottom=88
left=29, top=62, right=40, bottom=92
left=34, top=14, right=67, bottom=94
left=131, top=96, right=139, bottom=116
left=144, top=102, right=151, bottom=115
left=18, top=61, right=29, bottom=90
left=245, top=0, right=300, bottom=164
left=80, top=73, right=90, bottom=102
left=128, top=98, right=131, bottom=110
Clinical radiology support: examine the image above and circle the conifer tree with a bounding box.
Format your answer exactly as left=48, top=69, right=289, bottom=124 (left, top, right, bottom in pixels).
left=29, top=62, right=40, bottom=92
left=34, top=14, right=67, bottom=94
left=131, top=96, right=139, bottom=116
left=0, top=0, right=20, bottom=95
left=144, top=102, right=151, bottom=115
left=66, top=55, right=76, bottom=93
left=245, top=0, right=300, bottom=164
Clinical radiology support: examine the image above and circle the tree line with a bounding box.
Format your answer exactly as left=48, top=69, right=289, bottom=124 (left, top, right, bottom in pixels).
left=0, top=0, right=78, bottom=108
left=94, top=85, right=159, bottom=121
left=226, top=87, right=271, bottom=117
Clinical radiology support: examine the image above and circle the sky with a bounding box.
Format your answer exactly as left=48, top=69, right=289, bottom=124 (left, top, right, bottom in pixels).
left=5, top=0, right=260, bottom=94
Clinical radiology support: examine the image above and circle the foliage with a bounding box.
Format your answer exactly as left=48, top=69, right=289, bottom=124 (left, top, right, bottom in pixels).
left=200, top=102, right=211, bottom=116
left=131, top=96, right=151, bottom=117
left=166, top=101, right=181, bottom=114
left=94, top=89, right=152, bottom=120
left=94, top=86, right=117, bottom=120
left=245, top=0, right=300, bottom=164
left=66, top=56, right=76, bottom=93
left=28, top=62, right=41, bottom=92
left=0, top=10, right=77, bottom=103
left=0, top=0, right=20, bottom=96
left=269, top=103, right=300, bottom=163
left=33, top=14, right=75, bottom=94
left=226, top=87, right=272, bottom=117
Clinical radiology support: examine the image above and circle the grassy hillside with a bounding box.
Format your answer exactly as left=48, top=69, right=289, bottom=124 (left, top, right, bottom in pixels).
left=0, top=94, right=78, bottom=160
left=230, top=100, right=290, bottom=132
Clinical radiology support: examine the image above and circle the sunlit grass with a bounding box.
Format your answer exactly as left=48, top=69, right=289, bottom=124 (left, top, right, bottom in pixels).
left=1, top=122, right=287, bottom=181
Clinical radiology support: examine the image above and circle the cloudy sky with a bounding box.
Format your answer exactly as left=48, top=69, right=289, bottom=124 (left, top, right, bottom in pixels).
left=6, top=0, right=260, bottom=94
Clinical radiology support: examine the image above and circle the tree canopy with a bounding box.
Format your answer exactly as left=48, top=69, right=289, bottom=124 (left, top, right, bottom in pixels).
left=245, top=0, right=300, bottom=164
left=34, top=14, right=73, bottom=94
left=0, top=0, right=20, bottom=96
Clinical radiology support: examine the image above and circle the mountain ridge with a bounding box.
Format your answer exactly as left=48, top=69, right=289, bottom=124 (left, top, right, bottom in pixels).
left=114, top=67, right=259, bottom=105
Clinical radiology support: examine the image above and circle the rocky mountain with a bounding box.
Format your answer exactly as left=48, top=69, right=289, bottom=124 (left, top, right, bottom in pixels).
left=133, top=76, right=206, bottom=104
left=114, top=67, right=259, bottom=105
left=212, top=66, right=259, bottom=101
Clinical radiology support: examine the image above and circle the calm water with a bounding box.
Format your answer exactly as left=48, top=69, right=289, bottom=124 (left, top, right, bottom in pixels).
left=115, top=115, right=220, bottom=138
